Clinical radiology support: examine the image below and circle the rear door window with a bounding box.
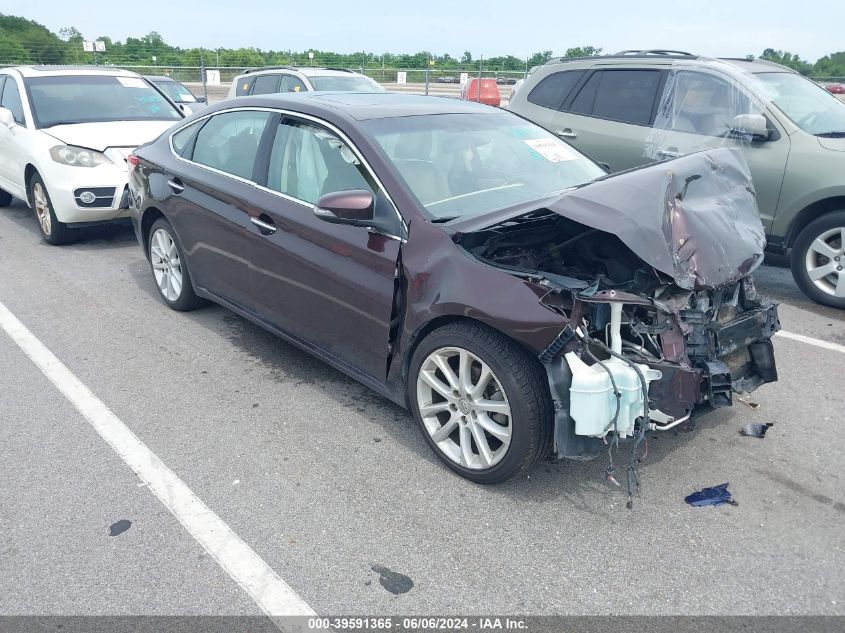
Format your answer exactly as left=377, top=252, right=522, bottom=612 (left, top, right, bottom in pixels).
left=527, top=70, right=585, bottom=110
left=251, top=74, right=280, bottom=95
left=190, top=110, right=273, bottom=180
left=1, top=79, right=26, bottom=125
left=587, top=69, right=663, bottom=125
left=568, top=71, right=601, bottom=116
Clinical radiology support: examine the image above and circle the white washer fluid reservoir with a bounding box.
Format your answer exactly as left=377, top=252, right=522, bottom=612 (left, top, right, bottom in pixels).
left=565, top=352, right=663, bottom=438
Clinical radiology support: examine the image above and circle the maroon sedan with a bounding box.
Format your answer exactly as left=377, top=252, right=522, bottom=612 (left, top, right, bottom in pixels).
left=824, top=83, right=845, bottom=94
left=128, top=93, right=778, bottom=484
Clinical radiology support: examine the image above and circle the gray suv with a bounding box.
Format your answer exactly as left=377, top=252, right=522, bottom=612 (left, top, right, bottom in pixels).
left=508, top=50, right=845, bottom=308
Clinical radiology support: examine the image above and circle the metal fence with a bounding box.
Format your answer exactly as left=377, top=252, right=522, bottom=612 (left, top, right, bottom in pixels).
left=94, top=64, right=524, bottom=103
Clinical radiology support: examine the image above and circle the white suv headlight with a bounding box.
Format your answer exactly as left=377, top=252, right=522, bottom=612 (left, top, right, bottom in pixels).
left=49, top=145, right=112, bottom=168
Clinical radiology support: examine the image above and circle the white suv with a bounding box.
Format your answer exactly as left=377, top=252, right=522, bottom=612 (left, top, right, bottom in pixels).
left=0, top=66, right=184, bottom=244
left=227, top=66, right=385, bottom=98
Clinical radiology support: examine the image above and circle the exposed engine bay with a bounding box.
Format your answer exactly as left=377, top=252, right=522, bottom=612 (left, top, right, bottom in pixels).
left=458, top=208, right=779, bottom=440
left=451, top=149, right=781, bottom=500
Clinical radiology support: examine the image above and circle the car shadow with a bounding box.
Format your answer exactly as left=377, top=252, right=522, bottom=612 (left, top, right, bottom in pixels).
left=159, top=288, right=731, bottom=512
left=0, top=198, right=137, bottom=250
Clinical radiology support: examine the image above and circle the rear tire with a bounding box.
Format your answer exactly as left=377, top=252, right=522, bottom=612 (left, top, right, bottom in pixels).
left=148, top=218, right=205, bottom=311
left=790, top=211, right=845, bottom=309
left=29, top=173, right=76, bottom=245
left=0, top=188, right=12, bottom=206
left=408, top=321, right=553, bottom=484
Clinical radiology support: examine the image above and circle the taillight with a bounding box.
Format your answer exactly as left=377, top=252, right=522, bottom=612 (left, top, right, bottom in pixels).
left=127, top=154, right=140, bottom=170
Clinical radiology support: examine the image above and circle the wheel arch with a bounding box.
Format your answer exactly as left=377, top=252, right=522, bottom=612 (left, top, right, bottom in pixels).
left=24, top=163, right=38, bottom=206
left=784, top=196, right=845, bottom=248
left=400, top=314, right=541, bottom=391
left=140, top=206, right=167, bottom=257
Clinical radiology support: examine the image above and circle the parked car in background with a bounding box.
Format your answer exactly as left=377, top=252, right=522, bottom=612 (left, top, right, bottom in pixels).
left=145, top=75, right=206, bottom=114
left=228, top=66, right=385, bottom=98
left=495, top=76, right=517, bottom=85
left=824, top=82, right=845, bottom=95
left=436, top=76, right=459, bottom=84
left=508, top=50, right=845, bottom=308
left=461, top=78, right=501, bottom=106
left=0, top=66, right=183, bottom=244
left=128, top=92, right=778, bottom=483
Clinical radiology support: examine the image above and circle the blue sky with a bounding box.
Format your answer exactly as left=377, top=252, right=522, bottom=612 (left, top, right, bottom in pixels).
left=6, top=0, right=842, bottom=62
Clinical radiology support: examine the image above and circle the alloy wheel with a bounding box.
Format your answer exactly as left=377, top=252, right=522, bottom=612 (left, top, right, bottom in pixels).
left=33, top=182, right=51, bottom=236
left=150, top=228, right=184, bottom=302
left=804, top=226, right=845, bottom=299
left=416, top=346, right=512, bottom=470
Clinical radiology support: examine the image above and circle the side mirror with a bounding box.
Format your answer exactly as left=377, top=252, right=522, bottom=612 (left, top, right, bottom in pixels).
left=313, top=190, right=374, bottom=226
left=195, top=95, right=207, bottom=103
left=0, top=107, right=14, bottom=128
left=730, top=114, right=770, bottom=141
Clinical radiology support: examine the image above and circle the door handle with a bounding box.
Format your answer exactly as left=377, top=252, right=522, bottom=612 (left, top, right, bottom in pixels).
left=555, top=129, right=577, bottom=138
left=657, top=150, right=682, bottom=159
left=250, top=215, right=277, bottom=235
left=167, top=178, right=184, bottom=194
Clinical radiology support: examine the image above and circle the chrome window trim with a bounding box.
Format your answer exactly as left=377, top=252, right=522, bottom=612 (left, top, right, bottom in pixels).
left=167, top=105, right=407, bottom=240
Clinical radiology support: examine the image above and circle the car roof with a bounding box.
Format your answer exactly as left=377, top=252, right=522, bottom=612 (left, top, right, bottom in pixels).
left=541, top=51, right=796, bottom=75
left=3, top=65, right=142, bottom=78
left=238, top=66, right=368, bottom=79
left=208, top=91, right=499, bottom=121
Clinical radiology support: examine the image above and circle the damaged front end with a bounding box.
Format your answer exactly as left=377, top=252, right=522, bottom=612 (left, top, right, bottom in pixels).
left=451, top=148, right=780, bottom=462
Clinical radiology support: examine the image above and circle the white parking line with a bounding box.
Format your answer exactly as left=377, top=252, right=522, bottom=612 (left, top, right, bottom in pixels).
left=0, top=299, right=315, bottom=619
left=777, top=330, right=845, bottom=355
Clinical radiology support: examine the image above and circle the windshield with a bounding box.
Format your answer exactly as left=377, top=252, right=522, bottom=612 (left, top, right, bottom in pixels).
left=153, top=79, right=197, bottom=103
left=756, top=72, right=845, bottom=135
left=362, top=112, right=605, bottom=220
left=310, top=75, right=386, bottom=92
left=26, top=75, right=183, bottom=128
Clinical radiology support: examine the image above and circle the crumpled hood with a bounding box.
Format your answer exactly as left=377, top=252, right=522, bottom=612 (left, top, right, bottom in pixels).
left=41, top=120, right=178, bottom=152
left=451, top=148, right=767, bottom=290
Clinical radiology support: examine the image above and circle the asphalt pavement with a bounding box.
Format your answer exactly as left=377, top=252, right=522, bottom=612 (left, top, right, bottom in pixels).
left=1, top=198, right=843, bottom=619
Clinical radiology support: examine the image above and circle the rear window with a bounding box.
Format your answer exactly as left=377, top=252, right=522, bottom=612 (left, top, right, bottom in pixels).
left=26, top=75, right=182, bottom=128
left=527, top=70, right=585, bottom=110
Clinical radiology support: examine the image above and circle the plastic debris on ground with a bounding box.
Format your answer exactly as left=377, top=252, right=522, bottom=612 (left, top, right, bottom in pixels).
left=685, top=483, right=738, bottom=507
left=740, top=422, right=774, bottom=438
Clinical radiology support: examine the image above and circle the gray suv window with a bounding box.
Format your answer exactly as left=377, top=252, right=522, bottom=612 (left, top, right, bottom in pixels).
left=251, top=74, right=280, bottom=95
left=663, top=71, right=754, bottom=136
left=279, top=75, right=307, bottom=93
left=569, top=69, right=663, bottom=126
left=527, top=70, right=585, bottom=110
left=568, top=71, right=601, bottom=115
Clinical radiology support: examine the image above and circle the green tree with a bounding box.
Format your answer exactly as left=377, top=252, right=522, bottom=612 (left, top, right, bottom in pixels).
left=814, top=52, right=845, bottom=78
left=761, top=49, right=813, bottom=75
left=565, top=46, right=602, bottom=58
left=527, top=50, right=553, bottom=67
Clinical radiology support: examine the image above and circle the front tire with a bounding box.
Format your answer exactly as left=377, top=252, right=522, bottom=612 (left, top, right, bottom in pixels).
left=148, top=218, right=205, bottom=311
left=408, top=321, right=553, bottom=484
left=29, top=173, right=76, bottom=245
left=0, top=188, right=12, bottom=206
left=791, top=211, right=845, bottom=309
